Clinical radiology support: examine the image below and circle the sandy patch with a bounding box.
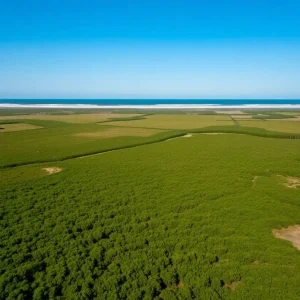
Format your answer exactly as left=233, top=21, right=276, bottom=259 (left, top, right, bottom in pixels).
left=224, top=281, right=241, bottom=291
left=252, top=176, right=259, bottom=184
left=281, top=176, right=300, bottom=189
left=42, top=167, right=62, bottom=175
left=165, top=133, right=193, bottom=141
left=201, top=132, right=227, bottom=135
left=215, top=110, right=245, bottom=114
left=273, top=225, right=300, bottom=250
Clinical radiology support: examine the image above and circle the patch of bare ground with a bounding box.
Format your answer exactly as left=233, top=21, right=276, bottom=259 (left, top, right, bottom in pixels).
left=273, top=225, right=300, bottom=250
left=224, top=281, right=242, bottom=292
left=165, top=134, right=192, bottom=141
left=201, top=133, right=227, bottom=135
left=42, top=167, right=62, bottom=175
left=281, top=176, right=300, bottom=189
left=252, top=176, right=259, bottom=184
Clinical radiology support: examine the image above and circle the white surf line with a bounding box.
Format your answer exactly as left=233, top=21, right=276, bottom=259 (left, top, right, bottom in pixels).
left=1, top=103, right=300, bottom=109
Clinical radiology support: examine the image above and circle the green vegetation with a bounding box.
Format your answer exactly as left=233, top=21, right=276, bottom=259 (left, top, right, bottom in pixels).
left=108, top=114, right=234, bottom=129
left=0, top=120, right=179, bottom=168
left=0, top=113, right=142, bottom=124
left=237, top=120, right=300, bottom=133
left=0, top=123, right=42, bottom=132
left=1, top=110, right=300, bottom=299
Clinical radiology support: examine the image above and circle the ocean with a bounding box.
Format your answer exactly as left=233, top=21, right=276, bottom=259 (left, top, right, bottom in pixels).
left=1, top=99, right=300, bottom=109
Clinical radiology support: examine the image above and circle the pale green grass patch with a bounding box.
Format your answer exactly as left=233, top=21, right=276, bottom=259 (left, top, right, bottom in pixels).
left=108, top=114, right=234, bottom=129
left=0, top=113, right=141, bottom=123
left=238, top=120, right=300, bottom=133
left=0, top=123, right=42, bottom=132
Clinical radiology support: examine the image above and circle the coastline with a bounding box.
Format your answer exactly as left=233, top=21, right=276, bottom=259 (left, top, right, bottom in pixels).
left=1, top=103, right=300, bottom=110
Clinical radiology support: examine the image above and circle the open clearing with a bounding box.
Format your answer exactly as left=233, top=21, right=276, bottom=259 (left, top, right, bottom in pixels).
left=0, top=113, right=141, bottom=123
left=108, top=114, right=234, bottom=129
left=0, top=123, right=42, bottom=132
left=42, top=167, right=63, bottom=175
left=74, top=127, right=165, bottom=138
left=282, top=176, right=300, bottom=189
left=273, top=226, right=300, bottom=250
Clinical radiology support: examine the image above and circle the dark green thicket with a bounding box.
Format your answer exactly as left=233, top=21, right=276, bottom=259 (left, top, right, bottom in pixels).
left=1, top=134, right=300, bottom=299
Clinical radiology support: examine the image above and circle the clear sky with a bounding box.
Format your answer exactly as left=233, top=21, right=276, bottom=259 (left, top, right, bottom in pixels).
left=1, top=0, right=300, bottom=99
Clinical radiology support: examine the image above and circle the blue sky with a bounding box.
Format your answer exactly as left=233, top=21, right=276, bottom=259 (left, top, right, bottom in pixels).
left=1, top=0, right=300, bottom=99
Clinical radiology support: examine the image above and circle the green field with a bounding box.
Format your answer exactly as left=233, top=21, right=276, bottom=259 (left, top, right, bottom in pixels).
left=0, top=123, right=43, bottom=132
left=0, top=113, right=142, bottom=123
left=108, top=114, right=234, bottom=129
left=237, top=120, right=300, bottom=133
left=1, top=110, right=300, bottom=299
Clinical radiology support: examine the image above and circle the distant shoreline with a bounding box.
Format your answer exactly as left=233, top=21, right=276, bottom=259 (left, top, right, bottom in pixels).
left=1, top=103, right=300, bottom=110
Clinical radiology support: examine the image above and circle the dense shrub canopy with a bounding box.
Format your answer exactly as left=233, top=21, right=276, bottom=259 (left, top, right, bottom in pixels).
left=1, top=132, right=300, bottom=299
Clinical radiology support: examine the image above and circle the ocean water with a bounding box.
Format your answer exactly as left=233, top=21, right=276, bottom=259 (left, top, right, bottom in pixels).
left=1, top=99, right=300, bottom=105
left=0, top=99, right=300, bottom=109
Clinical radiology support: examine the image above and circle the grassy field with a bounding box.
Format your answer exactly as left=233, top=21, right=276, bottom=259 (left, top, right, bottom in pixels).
left=108, top=114, right=234, bottom=129
left=1, top=110, right=300, bottom=299
left=0, top=120, right=175, bottom=168
left=0, top=113, right=142, bottom=123
left=0, top=123, right=42, bottom=132
left=237, top=120, right=300, bottom=133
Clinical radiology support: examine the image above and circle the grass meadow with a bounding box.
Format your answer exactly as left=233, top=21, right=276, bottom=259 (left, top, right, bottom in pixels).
left=1, top=110, right=300, bottom=299
left=0, top=113, right=142, bottom=124
left=108, top=114, right=234, bottom=129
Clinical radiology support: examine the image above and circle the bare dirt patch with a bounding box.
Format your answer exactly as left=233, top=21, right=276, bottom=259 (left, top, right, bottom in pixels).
left=273, top=225, right=300, bottom=250
left=224, top=281, right=241, bottom=291
left=252, top=176, right=259, bottom=184
left=42, top=167, right=63, bottom=175
left=201, top=133, right=227, bottom=135
left=281, top=176, right=300, bottom=189
left=165, top=133, right=193, bottom=142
